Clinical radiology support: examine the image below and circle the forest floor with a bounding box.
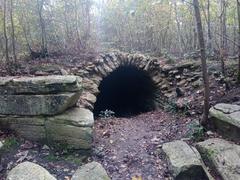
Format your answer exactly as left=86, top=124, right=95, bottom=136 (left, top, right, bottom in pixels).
left=0, top=53, right=240, bottom=179
left=0, top=110, right=201, bottom=180
left=93, top=111, right=197, bottom=180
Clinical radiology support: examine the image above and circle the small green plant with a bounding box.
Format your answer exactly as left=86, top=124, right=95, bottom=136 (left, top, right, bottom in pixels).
left=46, top=153, right=59, bottom=161
left=1, top=136, right=20, bottom=153
left=187, top=120, right=205, bottom=141
left=165, top=98, right=190, bottom=115
left=45, top=153, right=86, bottom=165
left=205, top=149, right=216, bottom=158
left=164, top=101, right=178, bottom=113
left=99, top=109, right=115, bottom=118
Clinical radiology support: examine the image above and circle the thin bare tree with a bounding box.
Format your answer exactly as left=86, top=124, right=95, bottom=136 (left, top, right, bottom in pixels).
left=193, top=0, right=210, bottom=126
left=3, top=0, right=10, bottom=70
left=10, top=0, right=17, bottom=64
left=237, top=0, right=240, bottom=83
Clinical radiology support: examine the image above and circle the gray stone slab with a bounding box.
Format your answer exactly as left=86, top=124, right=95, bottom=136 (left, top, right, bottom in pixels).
left=162, top=140, right=210, bottom=180
left=196, top=138, right=240, bottom=180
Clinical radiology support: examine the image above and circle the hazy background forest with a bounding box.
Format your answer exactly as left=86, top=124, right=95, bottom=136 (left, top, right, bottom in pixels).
left=0, top=0, right=239, bottom=62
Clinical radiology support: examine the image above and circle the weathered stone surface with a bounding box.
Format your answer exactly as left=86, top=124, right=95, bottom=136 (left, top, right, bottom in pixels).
left=0, top=93, right=80, bottom=116
left=81, top=92, right=97, bottom=104
left=46, top=108, right=93, bottom=149
left=46, top=108, right=94, bottom=127
left=162, top=140, right=209, bottom=180
left=210, top=103, right=240, bottom=140
left=0, top=75, right=82, bottom=95
left=7, top=161, right=56, bottom=180
left=0, top=140, right=3, bottom=155
left=0, top=116, right=45, bottom=141
left=196, top=138, right=240, bottom=180
left=79, top=51, right=203, bottom=113
left=72, top=162, right=110, bottom=180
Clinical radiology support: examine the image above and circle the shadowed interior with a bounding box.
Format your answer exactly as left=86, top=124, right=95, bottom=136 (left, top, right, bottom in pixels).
left=93, top=65, right=157, bottom=117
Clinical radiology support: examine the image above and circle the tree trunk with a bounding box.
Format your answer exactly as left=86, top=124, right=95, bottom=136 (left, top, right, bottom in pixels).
left=237, top=0, right=240, bottom=83
left=220, top=0, right=227, bottom=75
left=173, top=0, right=185, bottom=56
left=37, top=0, right=47, bottom=57
left=10, top=0, right=17, bottom=64
left=3, top=0, right=10, bottom=70
left=207, top=0, right=212, bottom=52
left=193, top=0, right=210, bottom=126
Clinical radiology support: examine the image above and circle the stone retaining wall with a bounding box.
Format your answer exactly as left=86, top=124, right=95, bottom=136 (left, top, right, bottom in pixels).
left=0, top=75, right=93, bottom=151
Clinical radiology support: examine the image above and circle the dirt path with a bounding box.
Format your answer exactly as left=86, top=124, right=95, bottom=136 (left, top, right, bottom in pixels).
left=93, top=110, right=193, bottom=180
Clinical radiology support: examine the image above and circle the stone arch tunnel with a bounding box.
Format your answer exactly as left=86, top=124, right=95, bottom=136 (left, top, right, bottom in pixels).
left=93, top=65, right=158, bottom=117
left=77, top=51, right=201, bottom=117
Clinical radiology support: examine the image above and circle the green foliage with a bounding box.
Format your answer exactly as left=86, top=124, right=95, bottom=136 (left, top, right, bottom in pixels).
left=0, top=136, right=20, bottom=152
left=164, top=100, right=178, bottom=113
left=99, top=109, right=115, bottom=118
left=45, top=152, right=86, bottom=165
left=187, top=120, right=205, bottom=141
left=164, top=99, right=190, bottom=114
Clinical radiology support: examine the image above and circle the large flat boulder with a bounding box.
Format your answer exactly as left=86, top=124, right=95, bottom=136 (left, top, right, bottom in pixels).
left=162, top=140, right=210, bottom=180
left=72, top=162, right=110, bottom=180
left=0, top=93, right=80, bottom=116
left=7, top=161, right=56, bottom=180
left=209, top=103, right=240, bottom=140
left=46, top=108, right=94, bottom=150
left=196, top=138, right=240, bottom=180
left=0, top=75, right=82, bottom=95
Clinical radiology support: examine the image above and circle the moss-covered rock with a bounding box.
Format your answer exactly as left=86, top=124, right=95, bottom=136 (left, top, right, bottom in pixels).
left=45, top=108, right=94, bottom=150
left=0, top=93, right=80, bottom=116
left=162, top=140, right=210, bottom=180
left=72, top=162, right=110, bottom=180
left=210, top=103, right=240, bottom=140
left=0, top=75, right=82, bottom=95
left=7, top=161, right=56, bottom=180
left=196, top=138, right=240, bottom=180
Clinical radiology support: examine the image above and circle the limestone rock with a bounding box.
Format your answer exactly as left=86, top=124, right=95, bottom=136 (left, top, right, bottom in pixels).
left=196, top=138, right=240, bottom=180
left=0, top=75, right=82, bottom=95
left=7, top=161, right=56, bottom=180
left=46, top=108, right=93, bottom=149
left=162, top=140, right=210, bottom=180
left=209, top=103, right=240, bottom=140
left=0, top=93, right=80, bottom=116
left=72, top=162, right=110, bottom=180
left=46, top=107, right=94, bottom=127
left=0, top=116, right=45, bottom=141
left=81, top=92, right=97, bottom=104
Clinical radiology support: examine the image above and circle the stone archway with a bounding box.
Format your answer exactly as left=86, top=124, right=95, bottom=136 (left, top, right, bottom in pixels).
left=93, top=64, right=158, bottom=117
left=78, top=51, right=201, bottom=116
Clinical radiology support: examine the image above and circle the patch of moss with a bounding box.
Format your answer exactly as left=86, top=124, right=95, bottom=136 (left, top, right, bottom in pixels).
left=205, top=149, right=216, bottom=159
left=186, top=121, right=205, bottom=141
left=45, top=153, right=86, bottom=165
left=1, top=136, right=20, bottom=152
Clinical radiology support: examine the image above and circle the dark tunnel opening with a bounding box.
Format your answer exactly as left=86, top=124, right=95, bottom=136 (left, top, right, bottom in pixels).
left=93, top=65, right=157, bottom=117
